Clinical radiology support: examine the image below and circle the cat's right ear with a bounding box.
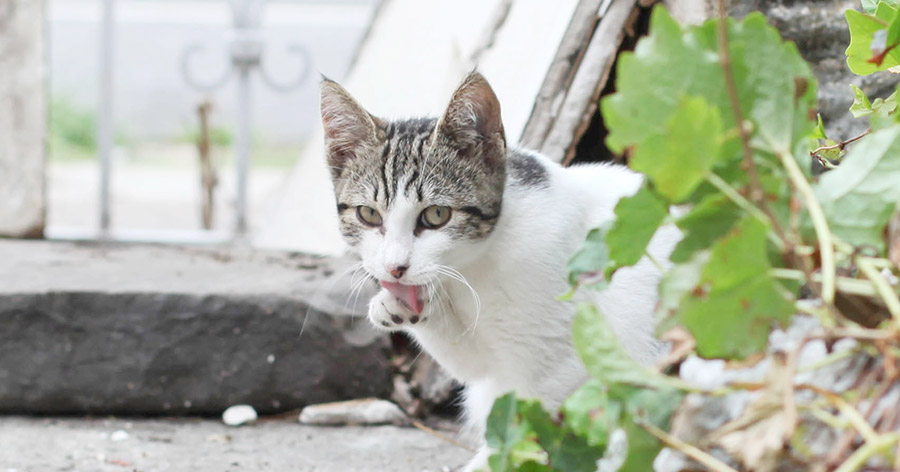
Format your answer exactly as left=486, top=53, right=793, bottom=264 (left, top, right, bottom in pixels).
left=320, top=79, right=383, bottom=179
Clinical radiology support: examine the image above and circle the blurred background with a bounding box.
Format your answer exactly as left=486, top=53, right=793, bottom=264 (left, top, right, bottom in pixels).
left=46, top=0, right=378, bottom=244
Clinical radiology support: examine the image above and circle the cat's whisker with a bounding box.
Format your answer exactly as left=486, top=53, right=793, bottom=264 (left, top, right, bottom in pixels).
left=436, top=265, right=481, bottom=337
left=299, top=261, right=364, bottom=339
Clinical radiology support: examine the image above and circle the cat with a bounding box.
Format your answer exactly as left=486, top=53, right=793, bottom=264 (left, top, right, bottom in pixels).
left=320, top=72, right=678, bottom=471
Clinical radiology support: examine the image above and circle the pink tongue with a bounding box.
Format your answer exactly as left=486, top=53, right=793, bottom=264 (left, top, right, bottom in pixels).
left=380, top=281, right=424, bottom=314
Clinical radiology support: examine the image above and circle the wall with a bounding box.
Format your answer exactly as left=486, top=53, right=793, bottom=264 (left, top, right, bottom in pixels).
left=0, top=0, right=46, bottom=238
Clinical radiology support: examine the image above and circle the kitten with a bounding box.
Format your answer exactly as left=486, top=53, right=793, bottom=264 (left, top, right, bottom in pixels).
left=320, top=72, right=678, bottom=470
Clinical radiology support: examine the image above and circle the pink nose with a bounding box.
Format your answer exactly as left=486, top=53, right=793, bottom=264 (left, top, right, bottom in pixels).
left=389, top=266, right=408, bottom=279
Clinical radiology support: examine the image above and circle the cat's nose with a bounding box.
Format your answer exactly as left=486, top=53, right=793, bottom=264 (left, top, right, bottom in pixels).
left=389, top=265, right=408, bottom=279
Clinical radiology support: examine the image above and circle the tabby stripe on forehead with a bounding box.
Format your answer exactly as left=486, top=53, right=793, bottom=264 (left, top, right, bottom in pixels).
left=460, top=206, right=499, bottom=221
left=391, top=139, right=405, bottom=202
left=404, top=170, right=419, bottom=197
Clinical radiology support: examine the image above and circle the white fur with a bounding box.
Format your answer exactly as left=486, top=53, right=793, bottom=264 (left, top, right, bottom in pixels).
left=360, top=152, right=680, bottom=470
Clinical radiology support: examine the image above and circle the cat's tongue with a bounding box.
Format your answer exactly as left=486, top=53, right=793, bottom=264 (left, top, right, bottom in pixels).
left=380, top=281, right=424, bottom=314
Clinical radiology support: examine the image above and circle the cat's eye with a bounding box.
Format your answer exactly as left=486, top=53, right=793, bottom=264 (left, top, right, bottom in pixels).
left=356, top=206, right=383, bottom=226
left=419, top=205, right=451, bottom=229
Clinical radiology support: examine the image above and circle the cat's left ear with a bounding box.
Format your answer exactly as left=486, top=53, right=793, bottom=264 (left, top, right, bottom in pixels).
left=435, top=72, right=506, bottom=169
left=320, top=79, right=384, bottom=179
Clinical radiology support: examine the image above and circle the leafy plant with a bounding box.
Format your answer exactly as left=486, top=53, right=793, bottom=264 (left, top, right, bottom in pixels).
left=484, top=2, right=900, bottom=470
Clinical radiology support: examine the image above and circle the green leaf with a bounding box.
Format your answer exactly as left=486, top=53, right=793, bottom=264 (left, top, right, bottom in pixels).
left=609, top=385, right=684, bottom=471
left=562, top=380, right=619, bottom=449
left=870, top=87, right=899, bottom=130
left=846, top=4, right=900, bottom=75
left=630, top=96, right=724, bottom=202
left=812, top=113, right=827, bottom=140
left=672, top=217, right=795, bottom=359
left=670, top=194, right=742, bottom=263
left=487, top=393, right=532, bottom=472
left=861, top=0, right=899, bottom=14
left=603, top=7, right=816, bottom=158
left=565, top=224, right=612, bottom=294
left=862, top=0, right=879, bottom=14
left=815, top=125, right=900, bottom=254
left=851, top=84, right=874, bottom=117
left=605, top=185, right=668, bottom=276
left=519, top=401, right=605, bottom=472
left=573, top=304, right=672, bottom=388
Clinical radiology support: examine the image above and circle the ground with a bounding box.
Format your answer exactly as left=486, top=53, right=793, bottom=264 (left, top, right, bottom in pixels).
left=0, top=416, right=470, bottom=472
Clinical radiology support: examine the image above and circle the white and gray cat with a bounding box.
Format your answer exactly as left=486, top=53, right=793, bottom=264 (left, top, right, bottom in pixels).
left=320, top=72, right=678, bottom=470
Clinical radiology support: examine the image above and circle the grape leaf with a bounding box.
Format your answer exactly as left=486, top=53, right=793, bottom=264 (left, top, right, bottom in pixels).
left=850, top=84, right=875, bottom=117
left=562, top=380, right=619, bottom=450
left=846, top=3, right=900, bottom=75
left=630, top=96, right=724, bottom=203
left=487, top=393, right=532, bottom=472
left=572, top=304, right=672, bottom=388
left=670, top=194, right=742, bottom=263
left=672, top=217, right=795, bottom=359
left=565, top=224, right=612, bottom=295
left=519, top=401, right=605, bottom=472
left=862, top=0, right=899, bottom=14
left=812, top=113, right=827, bottom=140
left=603, top=7, right=816, bottom=159
left=815, top=125, right=900, bottom=254
left=609, top=384, right=684, bottom=471
left=604, top=184, right=668, bottom=276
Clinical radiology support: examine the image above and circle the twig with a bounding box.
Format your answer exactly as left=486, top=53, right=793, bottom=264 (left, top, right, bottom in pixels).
left=714, top=0, right=787, bottom=242
left=810, top=129, right=871, bottom=159
left=638, top=420, right=741, bottom=472
left=410, top=419, right=475, bottom=452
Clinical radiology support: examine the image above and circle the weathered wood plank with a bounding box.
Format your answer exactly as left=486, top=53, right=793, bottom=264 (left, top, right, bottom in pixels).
left=540, top=0, right=639, bottom=164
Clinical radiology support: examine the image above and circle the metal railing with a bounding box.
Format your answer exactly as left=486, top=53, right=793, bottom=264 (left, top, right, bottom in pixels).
left=96, top=0, right=311, bottom=240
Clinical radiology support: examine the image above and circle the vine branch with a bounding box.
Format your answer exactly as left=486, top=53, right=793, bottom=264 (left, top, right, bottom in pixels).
left=810, top=128, right=871, bottom=157
left=715, top=0, right=787, bottom=242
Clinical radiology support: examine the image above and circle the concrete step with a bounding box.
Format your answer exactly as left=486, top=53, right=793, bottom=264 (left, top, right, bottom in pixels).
left=0, top=240, right=386, bottom=415
left=0, top=415, right=469, bottom=472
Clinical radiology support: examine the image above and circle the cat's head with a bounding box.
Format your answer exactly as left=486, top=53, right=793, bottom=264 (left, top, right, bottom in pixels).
left=320, top=72, right=506, bottom=288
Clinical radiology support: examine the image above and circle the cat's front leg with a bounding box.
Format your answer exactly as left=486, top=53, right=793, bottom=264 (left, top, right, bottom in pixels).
left=367, top=288, right=428, bottom=330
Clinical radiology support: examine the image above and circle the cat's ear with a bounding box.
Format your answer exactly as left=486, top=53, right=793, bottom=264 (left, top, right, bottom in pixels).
left=435, top=72, right=505, bottom=168
left=320, top=79, right=383, bottom=178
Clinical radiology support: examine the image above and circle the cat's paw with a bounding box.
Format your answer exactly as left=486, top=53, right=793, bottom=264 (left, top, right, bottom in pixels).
left=367, top=288, right=428, bottom=330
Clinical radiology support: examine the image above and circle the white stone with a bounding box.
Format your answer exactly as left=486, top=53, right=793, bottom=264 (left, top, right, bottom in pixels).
left=109, top=430, right=129, bottom=442
left=222, top=404, right=258, bottom=426
left=298, top=398, right=406, bottom=426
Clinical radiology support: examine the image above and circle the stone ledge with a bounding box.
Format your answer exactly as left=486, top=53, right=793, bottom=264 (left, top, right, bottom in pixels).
left=0, top=240, right=386, bottom=415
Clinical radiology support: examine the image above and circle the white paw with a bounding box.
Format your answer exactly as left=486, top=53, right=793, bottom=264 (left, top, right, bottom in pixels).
left=367, top=288, right=428, bottom=330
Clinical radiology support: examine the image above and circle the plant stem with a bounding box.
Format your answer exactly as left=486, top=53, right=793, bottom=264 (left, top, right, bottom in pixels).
left=857, top=256, right=900, bottom=323
left=638, top=420, right=741, bottom=472
left=771, top=268, right=881, bottom=297
left=714, top=0, right=787, bottom=242
left=706, top=172, right=785, bottom=250
left=776, top=149, right=837, bottom=305
left=834, top=433, right=899, bottom=472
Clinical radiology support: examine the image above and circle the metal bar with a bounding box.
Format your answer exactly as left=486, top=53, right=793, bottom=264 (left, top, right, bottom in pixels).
left=98, top=0, right=115, bottom=235
left=234, top=67, right=251, bottom=237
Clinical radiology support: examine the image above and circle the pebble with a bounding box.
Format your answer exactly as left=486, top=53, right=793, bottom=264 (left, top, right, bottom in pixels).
left=109, top=430, right=129, bottom=442
left=222, top=404, right=258, bottom=426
